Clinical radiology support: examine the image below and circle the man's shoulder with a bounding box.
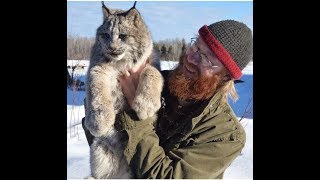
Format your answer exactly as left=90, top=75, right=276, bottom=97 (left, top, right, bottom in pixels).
left=201, top=102, right=239, bottom=128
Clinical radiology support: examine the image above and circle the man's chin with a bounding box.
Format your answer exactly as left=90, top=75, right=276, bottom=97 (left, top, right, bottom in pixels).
left=168, top=67, right=220, bottom=101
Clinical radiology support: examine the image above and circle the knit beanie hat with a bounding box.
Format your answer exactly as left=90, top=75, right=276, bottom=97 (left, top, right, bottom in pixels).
left=198, top=20, right=253, bottom=80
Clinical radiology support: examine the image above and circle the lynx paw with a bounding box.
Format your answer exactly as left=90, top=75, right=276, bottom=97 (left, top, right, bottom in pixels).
left=85, top=108, right=115, bottom=137
left=132, top=95, right=161, bottom=120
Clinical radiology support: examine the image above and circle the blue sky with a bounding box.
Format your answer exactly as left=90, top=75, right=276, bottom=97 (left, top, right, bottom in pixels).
left=67, top=1, right=253, bottom=42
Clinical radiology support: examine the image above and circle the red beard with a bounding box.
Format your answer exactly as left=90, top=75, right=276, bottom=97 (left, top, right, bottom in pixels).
left=168, top=55, right=222, bottom=101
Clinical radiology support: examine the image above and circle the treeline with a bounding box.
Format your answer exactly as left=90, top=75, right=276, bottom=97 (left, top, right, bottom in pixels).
left=67, top=36, right=95, bottom=60
left=154, top=38, right=187, bottom=61
left=67, top=35, right=188, bottom=61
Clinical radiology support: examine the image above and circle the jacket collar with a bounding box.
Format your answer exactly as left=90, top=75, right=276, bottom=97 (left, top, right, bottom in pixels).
left=179, top=90, right=224, bottom=135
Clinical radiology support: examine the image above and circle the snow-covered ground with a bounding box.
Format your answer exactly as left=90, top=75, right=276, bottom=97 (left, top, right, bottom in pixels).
left=67, top=60, right=253, bottom=179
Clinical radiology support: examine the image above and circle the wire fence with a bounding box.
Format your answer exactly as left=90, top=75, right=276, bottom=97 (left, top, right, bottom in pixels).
left=67, top=60, right=88, bottom=139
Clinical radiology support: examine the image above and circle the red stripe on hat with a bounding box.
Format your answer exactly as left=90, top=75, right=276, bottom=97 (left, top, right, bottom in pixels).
left=199, top=25, right=242, bottom=80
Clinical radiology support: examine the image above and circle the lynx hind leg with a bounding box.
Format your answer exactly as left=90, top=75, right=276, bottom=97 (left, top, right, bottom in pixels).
left=132, top=65, right=164, bottom=120
left=89, top=138, right=118, bottom=179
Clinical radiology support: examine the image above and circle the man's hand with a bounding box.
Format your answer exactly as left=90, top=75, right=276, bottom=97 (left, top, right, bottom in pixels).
left=118, top=61, right=147, bottom=107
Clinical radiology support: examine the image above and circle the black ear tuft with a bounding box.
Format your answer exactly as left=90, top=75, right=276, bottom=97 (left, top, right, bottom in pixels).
left=128, top=1, right=137, bottom=11
left=132, top=1, right=137, bottom=9
left=101, top=1, right=111, bottom=18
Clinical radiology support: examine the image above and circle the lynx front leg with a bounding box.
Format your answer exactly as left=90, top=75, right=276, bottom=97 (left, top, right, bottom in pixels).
left=85, top=65, right=118, bottom=137
left=132, top=65, right=163, bottom=120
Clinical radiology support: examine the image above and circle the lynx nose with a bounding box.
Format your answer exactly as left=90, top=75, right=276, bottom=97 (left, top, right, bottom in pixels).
left=109, top=46, right=116, bottom=52
left=109, top=42, right=118, bottom=52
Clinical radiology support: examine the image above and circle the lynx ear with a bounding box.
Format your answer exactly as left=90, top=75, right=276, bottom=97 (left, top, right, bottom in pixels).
left=101, top=1, right=111, bottom=19
left=126, top=2, right=141, bottom=27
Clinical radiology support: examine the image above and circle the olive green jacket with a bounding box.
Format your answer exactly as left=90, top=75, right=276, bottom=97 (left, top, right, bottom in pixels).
left=115, top=71, right=246, bottom=179
left=82, top=71, right=246, bottom=179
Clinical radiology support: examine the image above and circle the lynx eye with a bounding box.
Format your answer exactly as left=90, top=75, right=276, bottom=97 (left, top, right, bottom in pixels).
left=119, top=34, right=127, bottom=41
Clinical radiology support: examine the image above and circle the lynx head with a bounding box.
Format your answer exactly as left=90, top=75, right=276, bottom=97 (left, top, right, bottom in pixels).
left=92, top=1, right=153, bottom=69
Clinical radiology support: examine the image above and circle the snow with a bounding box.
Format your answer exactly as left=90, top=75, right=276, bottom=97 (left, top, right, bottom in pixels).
left=67, top=60, right=253, bottom=179
left=241, top=61, right=253, bottom=75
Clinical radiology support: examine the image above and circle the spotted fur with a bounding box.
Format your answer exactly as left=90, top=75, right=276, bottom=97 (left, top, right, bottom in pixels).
left=84, top=3, right=163, bottom=179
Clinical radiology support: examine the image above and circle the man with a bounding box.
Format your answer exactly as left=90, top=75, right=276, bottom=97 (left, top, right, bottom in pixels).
left=83, top=19, right=253, bottom=179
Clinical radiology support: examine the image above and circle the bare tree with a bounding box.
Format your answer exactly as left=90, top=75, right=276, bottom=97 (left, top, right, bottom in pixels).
left=67, top=35, right=95, bottom=60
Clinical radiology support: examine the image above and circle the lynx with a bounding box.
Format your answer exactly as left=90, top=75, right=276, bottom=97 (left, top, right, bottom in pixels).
left=84, top=2, right=163, bottom=179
